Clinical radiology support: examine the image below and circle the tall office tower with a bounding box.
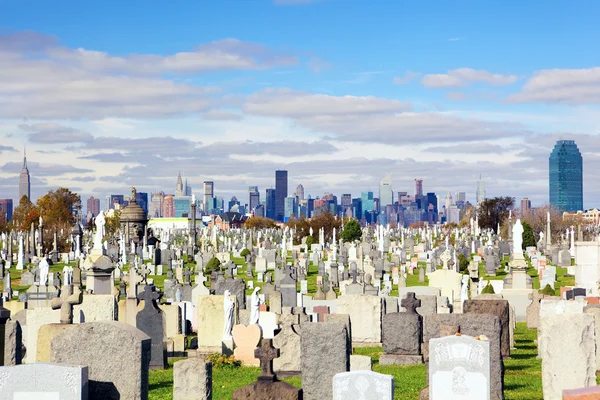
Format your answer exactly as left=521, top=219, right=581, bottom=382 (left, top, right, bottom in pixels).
left=266, top=188, right=276, bottom=219
left=476, top=176, right=486, bottom=205
left=203, top=181, right=214, bottom=212
left=361, top=191, right=374, bottom=212
left=163, top=195, right=175, bottom=218
left=87, top=196, right=100, bottom=218
left=175, top=171, right=184, bottom=196
left=275, top=170, right=288, bottom=221
left=18, top=149, right=30, bottom=201
left=295, top=184, right=305, bottom=200
left=341, top=194, right=352, bottom=207
left=379, top=174, right=393, bottom=209
left=455, top=192, right=466, bottom=203
left=425, top=192, right=438, bottom=213
left=149, top=192, right=164, bottom=218
left=0, top=199, right=13, bottom=221
left=414, top=178, right=423, bottom=197
left=228, top=196, right=240, bottom=212
left=249, top=186, right=260, bottom=211
left=445, top=192, right=453, bottom=210
left=105, top=195, right=111, bottom=211
left=521, top=197, right=532, bottom=216
left=284, top=196, right=297, bottom=219
left=352, top=198, right=362, bottom=220
left=185, top=179, right=192, bottom=196
left=136, top=192, right=149, bottom=215
left=549, top=140, right=583, bottom=212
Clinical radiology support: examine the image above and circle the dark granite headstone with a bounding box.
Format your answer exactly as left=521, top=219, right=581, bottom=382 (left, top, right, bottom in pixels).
left=136, top=285, right=167, bottom=370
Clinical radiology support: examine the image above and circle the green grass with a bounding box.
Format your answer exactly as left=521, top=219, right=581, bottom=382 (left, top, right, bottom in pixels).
left=148, top=323, right=549, bottom=400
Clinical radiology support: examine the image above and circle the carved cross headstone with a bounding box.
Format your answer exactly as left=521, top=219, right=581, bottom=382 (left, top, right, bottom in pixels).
left=440, top=249, right=451, bottom=270
left=226, top=262, right=235, bottom=279
left=255, top=338, right=280, bottom=382
left=137, top=284, right=162, bottom=312
left=51, top=284, right=83, bottom=324
left=350, top=265, right=358, bottom=284
left=401, top=292, right=421, bottom=315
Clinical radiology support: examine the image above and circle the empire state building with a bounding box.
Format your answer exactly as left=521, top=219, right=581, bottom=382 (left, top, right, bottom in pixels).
left=19, top=149, right=30, bottom=201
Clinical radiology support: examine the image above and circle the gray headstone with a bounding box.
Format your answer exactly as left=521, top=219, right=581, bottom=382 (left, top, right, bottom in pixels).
left=136, top=285, right=167, bottom=369
left=0, top=363, right=88, bottom=400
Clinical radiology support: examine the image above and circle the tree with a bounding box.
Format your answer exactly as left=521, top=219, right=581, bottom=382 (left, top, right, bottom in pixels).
left=477, top=197, right=515, bottom=233
left=244, top=216, right=277, bottom=230
left=12, top=195, right=40, bottom=232
left=341, top=219, right=362, bottom=243
left=205, top=257, right=221, bottom=274
left=36, top=188, right=81, bottom=251
left=481, top=283, right=495, bottom=294
left=240, top=248, right=250, bottom=257
left=284, top=216, right=311, bottom=245
left=309, top=212, right=342, bottom=243
left=459, top=204, right=475, bottom=228
left=540, top=284, right=555, bottom=296
left=457, top=253, right=469, bottom=272
left=104, top=209, right=121, bottom=244
left=522, top=221, right=536, bottom=250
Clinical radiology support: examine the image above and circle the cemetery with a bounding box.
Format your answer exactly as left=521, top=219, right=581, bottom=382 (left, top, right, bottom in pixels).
left=1, top=203, right=600, bottom=400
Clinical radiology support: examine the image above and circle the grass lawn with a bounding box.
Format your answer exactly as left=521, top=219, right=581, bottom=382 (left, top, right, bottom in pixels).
left=149, top=322, right=549, bottom=400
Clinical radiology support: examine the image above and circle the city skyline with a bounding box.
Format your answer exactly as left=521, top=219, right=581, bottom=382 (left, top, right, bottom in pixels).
left=1, top=1, right=600, bottom=207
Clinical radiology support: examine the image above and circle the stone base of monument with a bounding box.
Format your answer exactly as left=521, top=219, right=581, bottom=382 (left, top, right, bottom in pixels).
left=419, top=386, right=429, bottom=400
left=379, top=354, right=424, bottom=365
left=232, top=380, right=301, bottom=400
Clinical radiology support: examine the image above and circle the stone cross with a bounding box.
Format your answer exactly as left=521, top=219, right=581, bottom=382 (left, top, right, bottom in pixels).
left=137, top=284, right=161, bottom=312
left=255, top=338, right=280, bottom=382
left=440, top=249, right=451, bottom=270
left=350, top=266, right=358, bottom=284
left=51, top=284, right=83, bottom=324
left=226, top=262, right=235, bottom=279
left=401, top=292, right=421, bottom=315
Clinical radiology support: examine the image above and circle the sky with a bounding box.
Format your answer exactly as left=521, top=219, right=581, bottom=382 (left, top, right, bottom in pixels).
left=1, top=0, right=600, bottom=209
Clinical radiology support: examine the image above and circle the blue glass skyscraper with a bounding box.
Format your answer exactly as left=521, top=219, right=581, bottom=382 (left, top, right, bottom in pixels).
left=549, top=140, right=583, bottom=212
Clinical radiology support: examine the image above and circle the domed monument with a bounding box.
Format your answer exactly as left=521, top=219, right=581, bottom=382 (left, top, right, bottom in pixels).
left=120, top=187, right=149, bottom=255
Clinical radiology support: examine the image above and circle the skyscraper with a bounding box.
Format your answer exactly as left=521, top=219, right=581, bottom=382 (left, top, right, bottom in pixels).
left=549, top=140, right=583, bottom=212
left=476, top=176, right=486, bottom=205
left=295, top=184, right=304, bottom=200
left=379, top=174, right=393, bottom=209
left=521, top=197, right=531, bottom=216
left=414, top=178, right=423, bottom=197
left=0, top=199, right=13, bottom=221
left=249, top=186, right=260, bottom=211
left=18, top=149, right=30, bottom=201
left=87, top=196, right=100, bottom=218
left=275, top=170, right=288, bottom=222
left=175, top=171, right=184, bottom=196
left=203, top=181, right=214, bottom=212
left=266, top=188, right=276, bottom=219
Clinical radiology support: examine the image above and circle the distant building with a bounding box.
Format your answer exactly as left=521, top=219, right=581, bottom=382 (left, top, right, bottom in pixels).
left=295, top=184, right=304, bottom=200
left=446, top=205, right=461, bottom=224
left=229, top=196, right=240, bottom=212
left=266, top=188, right=276, bottom=219
left=549, top=140, right=583, bottom=212
left=521, top=197, right=531, bottom=216
left=214, top=212, right=248, bottom=231
left=275, top=170, right=288, bottom=221
left=203, top=181, right=214, bottom=213
left=445, top=192, right=453, bottom=210
left=379, top=174, right=393, bottom=209
left=352, top=198, right=362, bottom=220
left=174, top=196, right=191, bottom=218
left=18, top=149, right=30, bottom=201
left=284, top=196, right=297, bottom=220
left=110, top=195, right=124, bottom=210
left=87, top=196, right=100, bottom=218
left=185, top=180, right=192, bottom=197
left=476, top=177, right=486, bottom=205
left=148, top=192, right=164, bottom=218
left=175, top=171, right=185, bottom=197
left=163, top=195, right=175, bottom=218
left=0, top=199, right=13, bottom=221
left=361, top=191, right=374, bottom=213
left=414, top=178, right=423, bottom=197
left=248, top=186, right=260, bottom=212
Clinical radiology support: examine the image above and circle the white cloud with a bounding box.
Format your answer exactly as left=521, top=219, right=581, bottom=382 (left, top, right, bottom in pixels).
left=422, top=68, right=518, bottom=88
left=244, top=88, right=411, bottom=117
left=508, top=67, right=600, bottom=104
left=393, top=71, right=420, bottom=85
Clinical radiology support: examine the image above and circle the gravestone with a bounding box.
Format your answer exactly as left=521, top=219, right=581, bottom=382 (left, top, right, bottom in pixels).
left=136, top=285, right=167, bottom=369
left=173, top=358, right=212, bottom=400
left=380, top=292, right=423, bottom=365
left=540, top=314, right=596, bottom=400
left=526, top=291, right=542, bottom=329
left=50, top=321, right=151, bottom=400
left=301, top=322, right=350, bottom=400
left=233, top=324, right=261, bottom=367
left=429, top=334, right=491, bottom=400
left=232, top=338, right=301, bottom=400
left=336, top=294, right=382, bottom=344
left=333, top=370, right=394, bottom=400
left=0, top=363, right=88, bottom=400
left=273, top=312, right=301, bottom=373
left=463, top=299, right=510, bottom=358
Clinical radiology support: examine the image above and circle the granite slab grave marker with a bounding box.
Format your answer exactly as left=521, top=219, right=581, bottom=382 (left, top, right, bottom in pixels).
left=333, top=370, right=394, bottom=400
left=0, top=363, right=89, bottom=400
left=136, top=284, right=167, bottom=370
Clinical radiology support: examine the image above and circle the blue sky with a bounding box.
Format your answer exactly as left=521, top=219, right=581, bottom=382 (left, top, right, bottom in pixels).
left=0, top=0, right=599, bottom=209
